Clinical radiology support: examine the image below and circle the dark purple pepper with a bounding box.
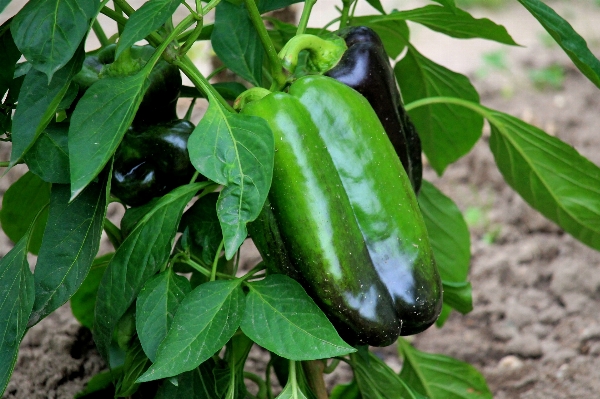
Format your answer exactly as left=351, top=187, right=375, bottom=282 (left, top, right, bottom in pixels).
left=326, top=26, right=422, bottom=193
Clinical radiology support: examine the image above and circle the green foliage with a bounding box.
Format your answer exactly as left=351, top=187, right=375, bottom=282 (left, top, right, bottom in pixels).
left=395, top=46, right=483, bottom=174
left=398, top=338, right=492, bottom=398
left=241, top=275, right=356, bottom=360
left=2, top=0, right=600, bottom=397
left=528, top=64, right=566, bottom=89
left=187, top=104, right=274, bottom=259
left=0, top=172, right=50, bottom=254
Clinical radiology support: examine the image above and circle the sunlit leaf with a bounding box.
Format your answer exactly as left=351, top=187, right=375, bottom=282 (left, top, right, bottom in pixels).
left=188, top=103, right=273, bottom=259
left=241, top=275, right=355, bottom=360
left=137, top=279, right=245, bottom=382
left=398, top=338, right=491, bottom=399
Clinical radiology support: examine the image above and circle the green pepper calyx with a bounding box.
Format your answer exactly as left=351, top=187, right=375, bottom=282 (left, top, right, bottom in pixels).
left=279, top=34, right=347, bottom=74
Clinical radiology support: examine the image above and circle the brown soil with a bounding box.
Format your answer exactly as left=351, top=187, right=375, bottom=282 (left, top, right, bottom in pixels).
left=2, top=1, right=600, bottom=398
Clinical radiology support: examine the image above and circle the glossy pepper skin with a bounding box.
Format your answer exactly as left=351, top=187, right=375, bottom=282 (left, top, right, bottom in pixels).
left=72, top=44, right=182, bottom=127
left=289, top=75, right=442, bottom=336
left=325, top=26, right=422, bottom=193
left=244, top=76, right=441, bottom=343
left=112, top=119, right=196, bottom=207
left=242, top=91, right=400, bottom=346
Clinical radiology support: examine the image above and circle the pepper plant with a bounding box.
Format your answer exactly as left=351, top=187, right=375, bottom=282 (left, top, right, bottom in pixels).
left=1, top=0, right=600, bottom=398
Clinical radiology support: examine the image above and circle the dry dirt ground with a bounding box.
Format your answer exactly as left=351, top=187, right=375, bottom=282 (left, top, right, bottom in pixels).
left=2, top=1, right=600, bottom=398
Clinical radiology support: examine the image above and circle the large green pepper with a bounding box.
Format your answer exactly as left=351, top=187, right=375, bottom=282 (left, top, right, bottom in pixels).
left=241, top=75, right=442, bottom=344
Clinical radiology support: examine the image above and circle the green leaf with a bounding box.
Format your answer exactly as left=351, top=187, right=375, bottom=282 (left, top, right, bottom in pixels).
left=74, top=366, right=122, bottom=398
left=23, top=122, right=70, bottom=184
left=256, top=0, right=302, bottom=13
left=69, top=71, right=148, bottom=199
left=0, top=234, right=35, bottom=397
left=395, top=46, right=483, bottom=174
left=352, top=352, right=427, bottom=399
left=0, top=0, right=12, bottom=14
left=435, top=304, right=452, bottom=328
left=120, top=198, right=160, bottom=238
left=418, top=181, right=472, bottom=314
left=115, top=338, right=151, bottom=397
left=154, top=360, right=221, bottom=399
left=188, top=103, right=274, bottom=259
left=240, top=274, right=356, bottom=360
left=517, top=0, right=600, bottom=89
left=0, top=171, right=50, bottom=255
left=430, top=0, right=457, bottom=11
left=10, top=46, right=84, bottom=168
left=398, top=338, right=491, bottom=399
left=10, top=0, right=98, bottom=81
left=418, top=181, right=470, bottom=283
left=93, top=183, right=204, bottom=361
left=137, top=279, right=245, bottom=382
left=222, top=334, right=253, bottom=399
left=213, top=1, right=264, bottom=86
left=441, top=281, right=472, bottom=315
left=116, top=0, right=182, bottom=60
left=356, top=6, right=517, bottom=45
left=330, top=380, right=361, bottom=399
left=28, top=171, right=108, bottom=327
left=70, top=254, right=113, bottom=329
left=349, top=18, right=409, bottom=59
left=0, top=19, right=21, bottom=98
left=277, top=379, right=308, bottom=399
left=486, top=109, right=600, bottom=251
left=179, top=192, right=222, bottom=265
left=136, top=269, right=191, bottom=362
left=365, top=0, right=385, bottom=15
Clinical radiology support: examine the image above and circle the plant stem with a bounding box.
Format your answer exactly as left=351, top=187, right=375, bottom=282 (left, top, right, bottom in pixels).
left=302, top=360, right=328, bottom=399
left=180, top=19, right=204, bottom=56
left=265, top=359, right=275, bottom=399
left=405, top=96, right=489, bottom=118
left=349, top=0, right=359, bottom=20
left=242, top=263, right=266, bottom=281
left=339, top=0, right=354, bottom=28
left=92, top=20, right=109, bottom=46
left=103, top=218, right=123, bottom=249
left=175, top=56, right=234, bottom=111
left=177, top=24, right=213, bottom=43
left=243, top=0, right=286, bottom=90
left=0, top=161, right=9, bottom=167
left=318, top=16, right=341, bottom=35
left=244, top=372, right=268, bottom=399
left=183, top=256, right=212, bottom=277
left=207, top=65, right=227, bottom=80
left=184, top=98, right=197, bottom=121
left=211, top=240, right=225, bottom=281
left=202, top=0, right=223, bottom=17
left=143, top=15, right=196, bottom=75
left=100, top=6, right=127, bottom=28
left=323, top=358, right=340, bottom=374
left=297, top=0, right=317, bottom=35
left=113, top=0, right=135, bottom=16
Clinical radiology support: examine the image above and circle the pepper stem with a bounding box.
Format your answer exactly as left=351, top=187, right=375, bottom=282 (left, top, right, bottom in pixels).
left=233, top=87, right=271, bottom=110
left=279, top=34, right=347, bottom=74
